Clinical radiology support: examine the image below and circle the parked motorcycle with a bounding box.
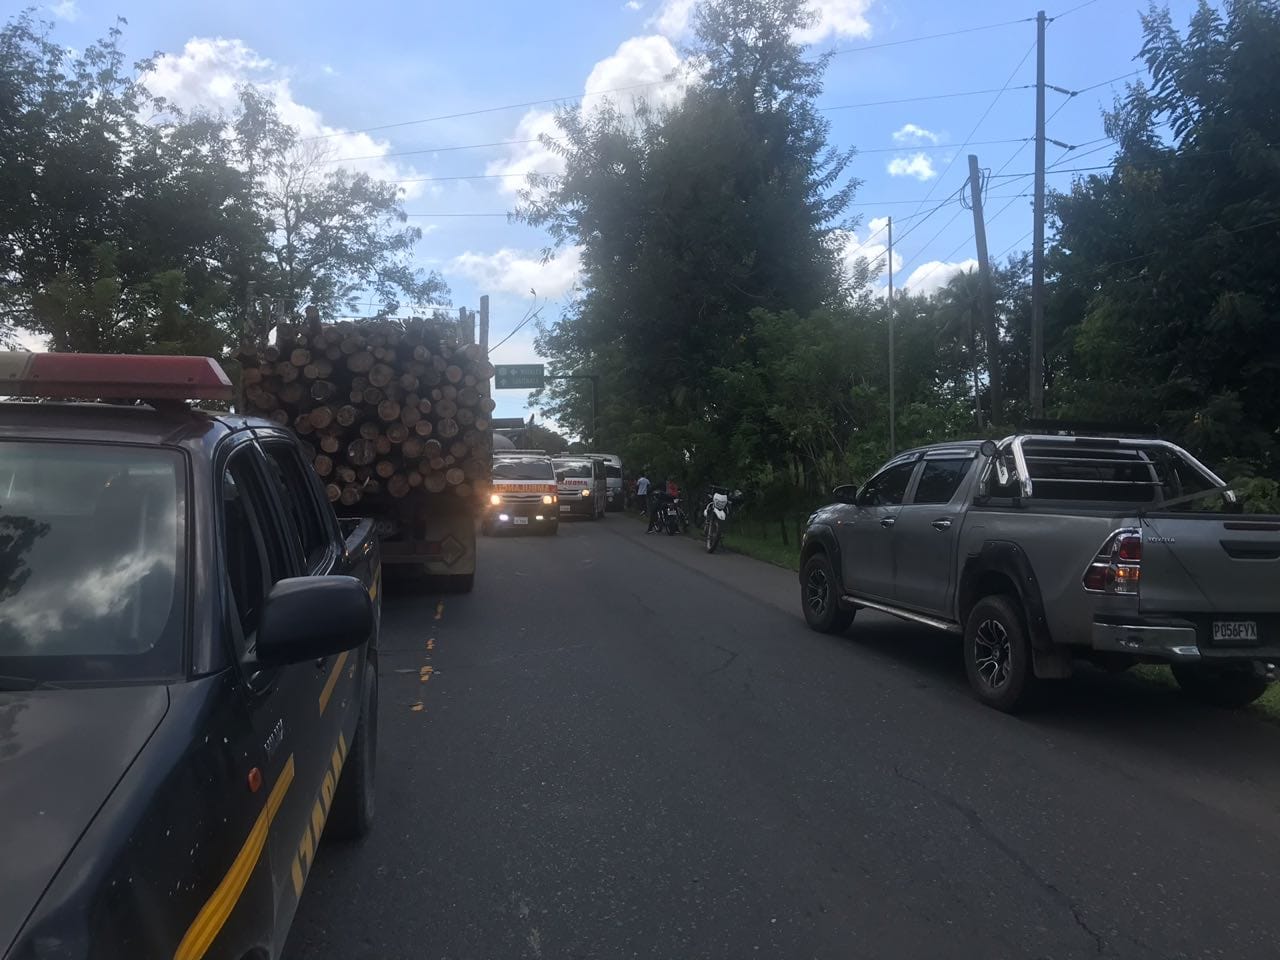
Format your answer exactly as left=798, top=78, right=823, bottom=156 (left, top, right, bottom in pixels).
left=704, top=488, right=744, bottom=553
left=658, top=495, right=685, bottom=535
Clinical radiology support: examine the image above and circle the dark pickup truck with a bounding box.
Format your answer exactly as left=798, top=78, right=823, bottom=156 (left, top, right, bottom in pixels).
left=0, top=353, right=380, bottom=960
left=800, top=429, right=1280, bottom=713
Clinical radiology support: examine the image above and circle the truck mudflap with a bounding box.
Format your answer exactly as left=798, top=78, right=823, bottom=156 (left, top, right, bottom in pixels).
left=378, top=514, right=476, bottom=576
left=1137, top=516, right=1280, bottom=616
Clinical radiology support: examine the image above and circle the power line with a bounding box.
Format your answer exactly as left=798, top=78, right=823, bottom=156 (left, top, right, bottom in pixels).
left=321, top=137, right=540, bottom=164
left=858, top=137, right=1029, bottom=155
left=301, top=17, right=1039, bottom=145
left=401, top=212, right=511, bottom=217
left=490, top=303, right=545, bottom=354
left=821, top=86, right=1032, bottom=112
left=827, top=15, right=1035, bottom=56
left=905, top=39, right=1038, bottom=221
left=1051, top=0, right=1105, bottom=18
left=995, top=229, right=1033, bottom=261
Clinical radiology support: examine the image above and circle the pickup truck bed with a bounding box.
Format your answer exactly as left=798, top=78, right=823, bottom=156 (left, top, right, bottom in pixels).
left=800, top=433, right=1280, bottom=712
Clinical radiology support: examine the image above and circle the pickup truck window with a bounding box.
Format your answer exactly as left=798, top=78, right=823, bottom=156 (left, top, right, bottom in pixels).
left=0, top=441, right=185, bottom=683
left=912, top=458, right=972, bottom=505
left=261, top=441, right=330, bottom=573
left=222, top=450, right=290, bottom=646
left=857, top=461, right=916, bottom=507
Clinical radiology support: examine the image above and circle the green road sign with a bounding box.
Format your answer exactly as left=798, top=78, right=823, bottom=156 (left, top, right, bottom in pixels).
left=493, top=363, right=545, bottom=390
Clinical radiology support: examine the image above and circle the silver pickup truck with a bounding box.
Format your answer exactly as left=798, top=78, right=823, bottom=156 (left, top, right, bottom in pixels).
left=799, top=430, right=1280, bottom=712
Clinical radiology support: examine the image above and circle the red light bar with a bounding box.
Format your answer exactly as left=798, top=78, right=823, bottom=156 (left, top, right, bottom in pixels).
left=0, top=352, right=233, bottom=402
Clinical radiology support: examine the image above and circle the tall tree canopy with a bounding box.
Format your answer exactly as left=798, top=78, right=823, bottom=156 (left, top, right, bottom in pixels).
left=0, top=13, right=447, bottom=356
left=1048, top=0, right=1280, bottom=478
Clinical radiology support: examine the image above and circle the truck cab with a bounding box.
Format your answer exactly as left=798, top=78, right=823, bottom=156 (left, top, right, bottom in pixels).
left=0, top=353, right=380, bottom=960
left=486, top=450, right=559, bottom=535
left=553, top=455, right=606, bottom=520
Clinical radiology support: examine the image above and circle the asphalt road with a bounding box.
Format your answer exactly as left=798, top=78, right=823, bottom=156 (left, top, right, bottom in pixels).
left=284, top=515, right=1280, bottom=960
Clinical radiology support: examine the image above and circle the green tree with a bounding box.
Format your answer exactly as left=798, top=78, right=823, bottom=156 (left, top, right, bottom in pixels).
left=521, top=0, right=859, bottom=489
left=1048, top=0, right=1280, bottom=477
left=0, top=13, right=259, bottom=353
left=229, top=87, right=449, bottom=349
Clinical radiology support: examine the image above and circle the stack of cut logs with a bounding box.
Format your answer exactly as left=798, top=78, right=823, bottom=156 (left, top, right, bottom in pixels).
left=238, top=317, right=495, bottom=506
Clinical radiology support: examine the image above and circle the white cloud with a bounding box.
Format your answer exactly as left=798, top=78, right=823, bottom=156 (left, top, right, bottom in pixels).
left=904, top=259, right=979, bottom=297
left=143, top=38, right=429, bottom=198
left=49, top=0, right=78, bottom=21
left=650, top=0, right=872, bottom=42
left=488, top=35, right=685, bottom=195
left=836, top=216, right=902, bottom=287
left=892, top=123, right=941, bottom=146
left=649, top=0, right=697, bottom=36
left=449, top=246, right=583, bottom=300
left=794, top=0, right=874, bottom=44
left=887, top=152, right=937, bottom=181
left=625, top=0, right=644, bottom=9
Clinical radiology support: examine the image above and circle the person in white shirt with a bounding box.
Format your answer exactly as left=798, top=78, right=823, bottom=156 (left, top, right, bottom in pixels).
left=635, top=474, right=650, bottom=517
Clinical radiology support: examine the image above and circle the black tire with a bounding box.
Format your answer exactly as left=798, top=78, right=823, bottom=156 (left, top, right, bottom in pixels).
left=544, top=521, right=559, bottom=536
left=801, top=552, right=853, bottom=633
left=1171, top=663, right=1268, bottom=708
left=963, top=595, right=1038, bottom=713
left=705, top=517, right=721, bottom=553
left=446, top=573, right=474, bottom=593
left=327, top=667, right=377, bottom=841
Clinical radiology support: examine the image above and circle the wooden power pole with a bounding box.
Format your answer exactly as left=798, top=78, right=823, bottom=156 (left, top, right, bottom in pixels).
left=887, top=216, right=896, bottom=454
left=1030, top=9, right=1047, bottom=418
left=479, top=294, right=490, bottom=355
left=967, top=154, right=1002, bottom=424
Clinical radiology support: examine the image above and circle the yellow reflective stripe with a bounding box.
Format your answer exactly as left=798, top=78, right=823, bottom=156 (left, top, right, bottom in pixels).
left=318, top=650, right=349, bottom=716
left=172, top=755, right=295, bottom=960
left=368, top=566, right=380, bottom=601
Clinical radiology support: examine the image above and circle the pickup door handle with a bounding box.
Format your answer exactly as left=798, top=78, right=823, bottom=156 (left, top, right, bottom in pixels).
left=931, top=519, right=953, bottom=531
left=880, top=517, right=896, bottom=529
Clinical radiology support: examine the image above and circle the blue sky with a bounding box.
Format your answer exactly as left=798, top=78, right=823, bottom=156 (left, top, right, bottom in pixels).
left=27, top=0, right=1205, bottom=427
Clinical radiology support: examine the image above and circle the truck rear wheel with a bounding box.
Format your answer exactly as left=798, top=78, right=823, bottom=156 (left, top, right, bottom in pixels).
left=801, top=552, right=853, bottom=634
left=963, top=596, right=1039, bottom=713
left=447, top=573, right=474, bottom=593
left=1171, top=663, right=1268, bottom=708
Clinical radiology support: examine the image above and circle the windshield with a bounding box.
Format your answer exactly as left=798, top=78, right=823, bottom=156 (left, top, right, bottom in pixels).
left=492, top=457, right=554, bottom=481
left=0, top=441, right=186, bottom=684
left=554, top=460, right=593, bottom=480
left=606, top=466, right=622, bottom=480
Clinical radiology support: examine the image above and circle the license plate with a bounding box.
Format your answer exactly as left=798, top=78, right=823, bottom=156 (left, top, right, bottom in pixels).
left=512, top=517, right=529, bottom=526
left=560, top=505, right=571, bottom=512
left=1212, top=620, right=1258, bottom=642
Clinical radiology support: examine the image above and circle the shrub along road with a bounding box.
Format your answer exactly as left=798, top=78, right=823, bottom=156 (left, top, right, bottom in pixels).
left=285, top=517, right=1280, bottom=959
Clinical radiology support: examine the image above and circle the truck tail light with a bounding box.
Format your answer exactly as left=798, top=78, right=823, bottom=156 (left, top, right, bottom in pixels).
left=1082, top=528, right=1142, bottom=596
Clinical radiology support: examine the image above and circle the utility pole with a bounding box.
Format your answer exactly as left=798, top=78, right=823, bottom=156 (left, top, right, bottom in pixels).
left=887, top=216, right=896, bottom=454
left=1030, top=9, right=1047, bottom=418
left=967, top=154, right=1002, bottom=425
left=479, top=294, right=490, bottom=355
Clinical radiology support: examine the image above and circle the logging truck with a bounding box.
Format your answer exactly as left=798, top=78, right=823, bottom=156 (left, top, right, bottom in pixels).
left=240, top=314, right=493, bottom=592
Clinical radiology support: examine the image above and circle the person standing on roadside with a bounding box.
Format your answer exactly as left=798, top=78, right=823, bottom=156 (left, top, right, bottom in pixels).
left=636, top=472, right=651, bottom=517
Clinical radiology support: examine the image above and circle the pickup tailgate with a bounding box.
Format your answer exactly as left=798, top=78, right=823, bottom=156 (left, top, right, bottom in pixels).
left=1139, top=516, right=1280, bottom=614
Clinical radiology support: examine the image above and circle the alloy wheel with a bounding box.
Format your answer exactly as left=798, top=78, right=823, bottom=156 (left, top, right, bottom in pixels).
left=973, top=618, right=1011, bottom=690
left=805, top=565, right=830, bottom=617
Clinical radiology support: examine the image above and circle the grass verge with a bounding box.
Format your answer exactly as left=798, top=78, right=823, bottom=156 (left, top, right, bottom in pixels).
left=721, top=525, right=801, bottom=571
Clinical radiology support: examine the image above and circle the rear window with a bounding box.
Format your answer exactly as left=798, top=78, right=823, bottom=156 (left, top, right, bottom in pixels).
left=554, top=460, right=594, bottom=480
left=995, top=441, right=1222, bottom=506
left=0, top=441, right=186, bottom=683
left=493, top=457, right=554, bottom=481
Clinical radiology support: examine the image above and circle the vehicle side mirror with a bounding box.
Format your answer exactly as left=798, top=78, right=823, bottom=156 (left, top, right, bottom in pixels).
left=979, top=439, right=998, bottom=458
left=832, top=483, right=859, bottom=505
left=255, top=576, right=373, bottom=667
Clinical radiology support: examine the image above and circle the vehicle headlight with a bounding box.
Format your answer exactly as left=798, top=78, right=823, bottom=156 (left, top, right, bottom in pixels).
left=580, top=489, right=591, bottom=498
left=490, top=493, right=502, bottom=505
left=542, top=494, right=554, bottom=505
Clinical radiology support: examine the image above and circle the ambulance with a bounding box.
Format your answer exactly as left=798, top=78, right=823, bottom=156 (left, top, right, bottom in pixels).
left=553, top=455, right=607, bottom=520
left=485, top=449, right=560, bottom=535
